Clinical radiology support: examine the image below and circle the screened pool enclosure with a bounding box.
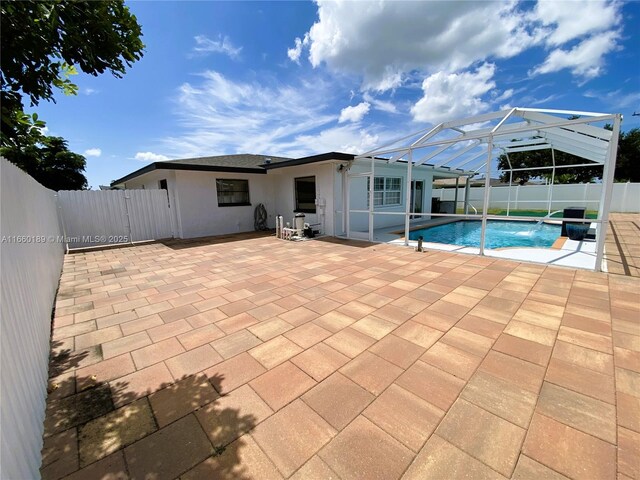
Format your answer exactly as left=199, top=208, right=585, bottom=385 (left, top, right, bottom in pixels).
left=349, top=108, right=622, bottom=271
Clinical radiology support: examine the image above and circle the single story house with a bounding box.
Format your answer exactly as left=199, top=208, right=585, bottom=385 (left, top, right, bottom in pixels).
left=111, top=152, right=468, bottom=239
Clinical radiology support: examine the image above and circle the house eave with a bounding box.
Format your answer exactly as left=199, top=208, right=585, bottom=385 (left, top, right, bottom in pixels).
left=111, top=162, right=267, bottom=186
left=263, top=152, right=355, bottom=169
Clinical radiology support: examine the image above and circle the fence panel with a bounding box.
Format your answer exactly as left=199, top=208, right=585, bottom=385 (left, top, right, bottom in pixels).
left=57, top=189, right=174, bottom=249
left=1, top=158, right=65, bottom=479
left=437, top=182, right=640, bottom=213
left=127, top=189, right=174, bottom=242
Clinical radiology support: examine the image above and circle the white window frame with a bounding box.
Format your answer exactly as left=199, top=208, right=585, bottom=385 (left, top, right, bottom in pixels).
left=367, top=176, right=402, bottom=207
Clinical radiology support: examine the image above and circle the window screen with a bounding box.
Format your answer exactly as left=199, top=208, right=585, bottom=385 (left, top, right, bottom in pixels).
left=216, top=179, right=250, bottom=206
left=294, top=176, right=316, bottom=213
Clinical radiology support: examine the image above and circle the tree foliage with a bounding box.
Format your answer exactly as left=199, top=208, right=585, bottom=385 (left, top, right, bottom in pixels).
left=498, top=128, right=640, bottom=184
left=1, top=0, right=144, bottom=146
left=1, top=136, right=88, bottom=190
left=614, top=128, right=640, bottom=182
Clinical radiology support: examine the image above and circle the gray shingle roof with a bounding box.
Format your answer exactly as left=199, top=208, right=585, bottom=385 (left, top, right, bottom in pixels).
left=110, top=152, right=354, bottom=186
left=163, top=154, right=292, bottom=169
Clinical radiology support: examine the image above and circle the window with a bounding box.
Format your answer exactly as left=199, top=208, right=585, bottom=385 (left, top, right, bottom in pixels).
left=367, top=176, right=402, bottom=206
left=216, top=179, right=250, bottom=206
left=294, top=176, right=316, bottom=213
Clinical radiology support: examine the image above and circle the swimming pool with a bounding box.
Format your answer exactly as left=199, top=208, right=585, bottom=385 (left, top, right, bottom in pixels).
left=408, top=220, right=561, bottom=249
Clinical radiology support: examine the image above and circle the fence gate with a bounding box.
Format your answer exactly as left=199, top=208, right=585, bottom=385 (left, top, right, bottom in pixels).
left=57, top=189, right=174, bottom=249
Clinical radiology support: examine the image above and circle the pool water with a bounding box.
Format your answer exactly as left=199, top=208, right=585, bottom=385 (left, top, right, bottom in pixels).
left=408, top=220, right=561, bottom=249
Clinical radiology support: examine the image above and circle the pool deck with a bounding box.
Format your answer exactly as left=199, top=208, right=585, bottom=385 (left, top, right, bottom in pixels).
left=374, top=214, right=639, bottom=272
left=40, top=231, right=639, bottom=480
left=605, top=213, right=640, bottom=277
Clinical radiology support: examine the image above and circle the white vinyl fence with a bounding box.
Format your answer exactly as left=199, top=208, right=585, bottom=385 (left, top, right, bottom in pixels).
left=437, top=182, right=640, bottom=213
left=57, top=189, right=175, bottom=249
left=1, top=158, right=65, bottom=479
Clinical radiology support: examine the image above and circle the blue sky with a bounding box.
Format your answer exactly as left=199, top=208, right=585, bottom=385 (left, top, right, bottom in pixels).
left=33, top=0, right=640, bottom=188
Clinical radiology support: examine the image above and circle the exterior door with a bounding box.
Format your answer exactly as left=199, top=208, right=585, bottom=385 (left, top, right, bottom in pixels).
left=346, top=173, right=371, bottom=240
left=411, top=181, right=424, bottom=219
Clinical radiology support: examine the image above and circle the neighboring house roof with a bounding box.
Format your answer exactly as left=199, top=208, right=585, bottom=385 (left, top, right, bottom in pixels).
left=111, top=152, right=354, bottom=186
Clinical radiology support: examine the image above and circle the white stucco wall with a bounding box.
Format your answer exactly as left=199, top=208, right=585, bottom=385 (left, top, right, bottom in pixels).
left=116, top=157, right=457, bottom=240
left=124, top=170, right=275, bottom=238
left=270, top=162, right=336, bottom=236
left=343, top=160, right=435, bottom=233
left=173, top=171, right=275, bottom=238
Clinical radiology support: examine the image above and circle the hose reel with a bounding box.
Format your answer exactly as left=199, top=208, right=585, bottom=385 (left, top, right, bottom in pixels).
left=254, top=203, right=268, bottom=231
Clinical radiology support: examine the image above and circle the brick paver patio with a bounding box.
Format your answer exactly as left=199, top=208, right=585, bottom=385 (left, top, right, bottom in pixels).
left=605, top=213, right=640, bottom=277
left=41, top=233, right=639, bottom=479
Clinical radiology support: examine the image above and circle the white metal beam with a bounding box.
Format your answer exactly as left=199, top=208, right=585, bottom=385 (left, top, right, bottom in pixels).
left=388, top=150, right=409, bottom=163
left=410, top=123, right=445, bottom=147
left=522, top=110, right=613, bottom=140
left=357, top=124, right=440, bottom=158
left=541, top=137, right=605, bottom=163
left=441, top=109, right=512, bottom=130
left=414, top=143, right=454, bottom=166
left=404, top=151, right=412, bottom=246
left=595, top=113, right=622, bottom=271
left=491, top=107, right=518, bottom=133
left=504, top=144, right=552, bottom=153
left=494, top=138, right=547, bottom=148
left=479, top=136, right=494, bottom=256
left=517, top=107, right=612, bottom=118
left=450, top=149, right=492, bottom=170
left=541, top=128, right=610, bottom=152
left=433, top=142, right=481, bottom=168
left=413, top=116, right=611, bottom=152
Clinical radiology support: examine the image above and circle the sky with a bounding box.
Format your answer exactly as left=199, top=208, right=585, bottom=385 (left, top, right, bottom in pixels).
left=33, top=0, right=640, bottom=188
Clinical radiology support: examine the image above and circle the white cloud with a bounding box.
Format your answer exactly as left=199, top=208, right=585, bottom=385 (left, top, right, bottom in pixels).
left=494, top=89, right=514, bottom=103
left=338, top=102, right=370, bottom=123
left=135, top=152, right=170, bottom=162
left=83, top=88, right=99, bottom=96
left=287, top=34, right=309, bottom=64
left=159, top=71, right=398, bottom=159
left=294, top=125, right=382, bottom=155
left=292, top=1, right=537, bottom=91
left=411, top=63, right=497, bottom=124
left=583, top=89, right=640, bottom=109
left=531, top=31, right=620, bottom=80
left=163, top=71, right=337, bottom=158
left=363, top=93, right=399, bottom=114
left=289, top=0, right=623, bottom=89
left=528, top=1, right=622, bottom=81
left=531, top=0, right=621, bottom=47
left=191, top=35, right=242, bottom=59
left=84, top=148, right=102, bottom=157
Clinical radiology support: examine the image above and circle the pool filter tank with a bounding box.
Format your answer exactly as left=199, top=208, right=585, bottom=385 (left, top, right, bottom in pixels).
left=294, top=213, right=305, bottom=231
